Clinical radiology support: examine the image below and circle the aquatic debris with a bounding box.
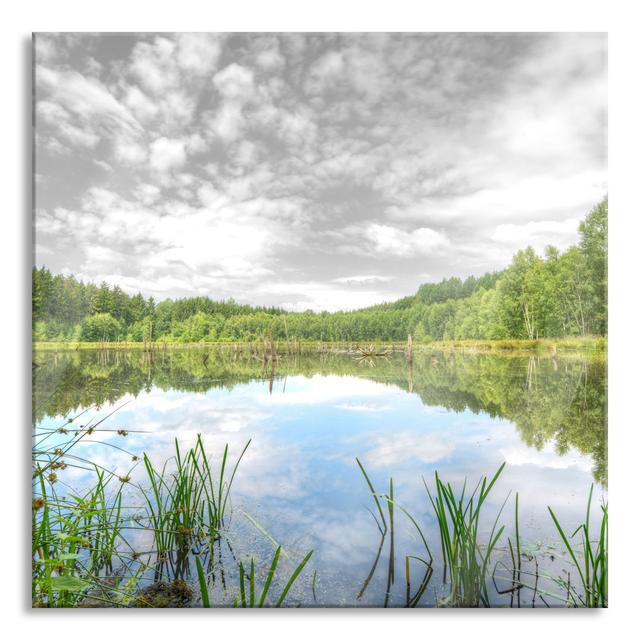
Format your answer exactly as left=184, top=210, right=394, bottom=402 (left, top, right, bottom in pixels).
left=356, top=344, right=391, bottom=357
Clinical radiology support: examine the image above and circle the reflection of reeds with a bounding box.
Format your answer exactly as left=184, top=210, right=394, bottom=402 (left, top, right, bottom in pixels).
left=492, top=491, right=524, bottom=606
left=355, top=460, right=511, bottom=607
left=384, top=478, right=394, bottom=607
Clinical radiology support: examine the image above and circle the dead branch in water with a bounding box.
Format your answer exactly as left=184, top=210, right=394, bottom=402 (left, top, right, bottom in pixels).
left=356, top=344, right=391, bottom=358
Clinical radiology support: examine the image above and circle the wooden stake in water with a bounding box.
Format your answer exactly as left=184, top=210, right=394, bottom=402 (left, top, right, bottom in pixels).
left=407, top=334, right=413, bottom=364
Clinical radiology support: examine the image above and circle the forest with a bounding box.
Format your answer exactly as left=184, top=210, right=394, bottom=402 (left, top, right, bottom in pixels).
left=32, top=197, right=607, bottom=344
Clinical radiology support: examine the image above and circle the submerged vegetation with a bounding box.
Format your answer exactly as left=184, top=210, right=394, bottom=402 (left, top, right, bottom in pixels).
left=33, top=198, right=607, bottom=345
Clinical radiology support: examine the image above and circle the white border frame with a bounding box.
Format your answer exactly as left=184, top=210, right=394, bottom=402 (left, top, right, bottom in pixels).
left=3, top=1, right=638, bottom=636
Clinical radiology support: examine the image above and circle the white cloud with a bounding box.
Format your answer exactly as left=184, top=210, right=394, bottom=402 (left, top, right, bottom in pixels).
left=207, top=103, right=245, bottom=142
left=37, top=186, right=309, bottom=301
left=113, top=136, right=147, bottom=165
left=334, top=402, right=392, bottom=412
left=149, top=137, right=187, bottom=172
left=36, top=65, right=141, bottom=135
left=364, top=224, right=450, bottom=257
left=93, top=159, right=113, bottom=172
left=305, top=51, right=345, bottom=93
left=332, top=275, right=393, bottom=285
left=42, top=136, right=70, bottom=156
left=37, top=95, right=100, bottom=149
left=34, top=35, right=60, bottom=64
left=124, top=85, right=159, bottom=122
left=186, top=133, right=207, bottom=154
left=57, top=122, right=100, bottom=148
left=36, top=100, right=68, bottom=123
left=259, top=375, right=399, bottom=407
left=129, top=36, right=178, bottom=94
left=256, top=47, right=285, bottom=71
left=264, top=281, right=397, bottom=312
left=176, top=33, right=221, bottom=75
left=213, top=63, right=255, bottom=102
left=501, top=441, right=593, bottom=473
left=362, top=432, right=455, bottom=468
left=35, top=34, right=607, bottom=311
left=492, top=218, right=580, bottom=253
left=134, top=183, right=161, bottom=205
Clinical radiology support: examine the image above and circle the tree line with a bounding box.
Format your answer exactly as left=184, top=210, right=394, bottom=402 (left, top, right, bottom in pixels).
left=32, top=197, right=607, bottom=343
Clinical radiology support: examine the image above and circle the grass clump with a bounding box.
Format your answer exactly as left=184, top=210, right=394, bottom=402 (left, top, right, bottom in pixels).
left=548, top=485, right=607, bottom=607
left=141, top=435, right=250, bottom=562
left=32, top=451, right=139, bottom=607
left=424, top=463, right=507, bottom=607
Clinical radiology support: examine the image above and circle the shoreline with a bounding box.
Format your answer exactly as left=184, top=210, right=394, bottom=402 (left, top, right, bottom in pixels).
left=32, top=336, right=607, bottom=354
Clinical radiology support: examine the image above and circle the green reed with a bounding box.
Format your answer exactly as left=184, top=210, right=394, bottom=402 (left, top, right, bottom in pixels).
left=424, top=463, right=506, bottom=607
left=140, top=435, right=251, bottom=559
left=33, top=410, right=606, bottom=608
left=32, top=457, right=136, bottom=607
left=33, top=414, right=252, bottom=607
left=548, top=484, right=607, bottom=607
left=233, top=546, right=314, bottom=608
left=195, top=556, right=210, bottom=607
left=356, top=459, right=433, bottom=607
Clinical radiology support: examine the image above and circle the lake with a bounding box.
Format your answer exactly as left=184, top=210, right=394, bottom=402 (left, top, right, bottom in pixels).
left=32, top=346, right=607, bottom=607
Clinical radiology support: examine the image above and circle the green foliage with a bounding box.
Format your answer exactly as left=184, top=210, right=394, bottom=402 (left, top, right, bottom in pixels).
left=426, top=464, right=506, bottom=607
left=33, top=421, right=309, bottom=608
left=127, top=316, right=154, bottom=342
left=33, top=197, right=607, bottom=344
left=31, top=459, right=134, bottom=607
left=80, top=313, right=123, bottom=342
left=548, top=485, right=608, bottom=607
left=579, top=197, right=608, bottom=335
left=141, top=435, right=251, bottom=558
left=233, top=546, right=314, bottom=608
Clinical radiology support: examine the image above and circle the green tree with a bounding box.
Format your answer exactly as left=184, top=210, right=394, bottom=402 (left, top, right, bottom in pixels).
left=579, top=196, right=608, bottom=335
left=91, top=282, right=115, bottom=315
left=81, top=313, right=123, bottom=342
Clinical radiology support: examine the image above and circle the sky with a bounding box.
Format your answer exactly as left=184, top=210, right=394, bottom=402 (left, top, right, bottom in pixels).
left=34, top=33, right=607, bottom=311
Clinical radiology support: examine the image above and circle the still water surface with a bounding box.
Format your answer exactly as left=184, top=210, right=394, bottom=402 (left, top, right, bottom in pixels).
left=33, top=347, right=607, bottom=607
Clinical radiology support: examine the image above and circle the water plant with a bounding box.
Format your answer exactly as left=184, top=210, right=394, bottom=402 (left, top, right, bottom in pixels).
left=140, top=435, right=251, bottom=566
left=32, top=457, right=141, bottom=607
left=33, top=412, right=316, bottom=609
left=32, top=408, right=606, bottom=608
left=548, top=484, right=608, bottom=607
left=233, top=546, right=314, bottom=608
left=356, top=459, right=433, bottom=607
left=424, top=462, right=507, bottom=607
